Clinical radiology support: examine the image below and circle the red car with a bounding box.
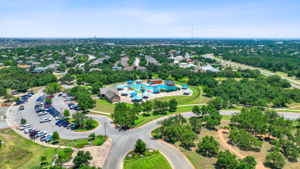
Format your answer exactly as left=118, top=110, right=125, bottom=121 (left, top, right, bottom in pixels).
left=47, top=95, right=54, bottom=99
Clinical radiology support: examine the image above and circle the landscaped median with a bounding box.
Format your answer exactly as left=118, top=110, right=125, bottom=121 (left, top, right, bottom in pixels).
left=124, top=151, right=172, bottom=169
left=124, top=139, right=172, bottom=169
left=52, top=134, right=107, bottom=148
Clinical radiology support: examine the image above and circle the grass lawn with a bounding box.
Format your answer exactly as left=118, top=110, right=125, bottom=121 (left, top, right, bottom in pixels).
left=58, top=135, right=107, bottom=148
left=92, top=99, right=116, bottom=113
left=124, top=152, right=172, bottom=169
left=72, top=119, right=99, bottom=132
left=0, top=129, right=56, bottom=169
left=153, top=85, right=208, bottom=105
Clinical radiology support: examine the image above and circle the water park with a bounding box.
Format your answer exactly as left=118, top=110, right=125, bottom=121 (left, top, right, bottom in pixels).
left=114, top=79, right=192, bottom=103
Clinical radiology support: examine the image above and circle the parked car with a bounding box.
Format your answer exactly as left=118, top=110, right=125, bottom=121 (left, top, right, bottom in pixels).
left=70, top=124, right=76, bottom=130
left=55, top=115, right=64, bottom=121
left=37, top=111, right=48, bottom=116
left=16, top=101, right=25, bottom=105
left=45, top=134, right=53, bottom=143
left=55, top=120, right=65, bottom=125
left=29, top=130, right=38, bottom=138
left=18, top=105, right=25, bottom=111
left=58, top=120, right=66, bottom=127
left=62, top=121, right=70, bottom=127
left=20, top=124, right=31, bottom=130
left=40, top=118, right=51, bottom=123
left=24, top=128, right=31, bottom=134
left=58, top=93, right=63, bottom=97
left=40, top=135, right=47, bottom=141
left=34, top=131, right=47, bottom=138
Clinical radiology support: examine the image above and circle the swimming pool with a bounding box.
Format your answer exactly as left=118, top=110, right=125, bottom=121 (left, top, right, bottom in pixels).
left=129, top=84, right=153, bottom=91
left=128, top=84, right=179, bottom=92
left=155, top=84, right=179, bottom=91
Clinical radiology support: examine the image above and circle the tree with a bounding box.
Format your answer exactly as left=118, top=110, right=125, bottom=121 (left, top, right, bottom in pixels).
left=168, top=99, right=178, bottom=112
left=216, top=150, right=238, bottom=169
left=238, top=156, right=256, bottom=169
left=112, top=103, right=137, bottom=128
left=141, top=101, right=153, bottom=112
left=45, top=97, right=52, bottom=104
left=73, top=151, right=92, bottom=168
left=63, top=109, right=70, bottom=118
left=203, top=111, right=222, bottom=129
left=192, top=106, right=201, bottom=115
left=20, top=118, right=26, bottom=124
left=44, top=82, right=62, bottom=94
left=265, top=151, right=285, bottom=169
left=189, top=117, right=202, bottom=133
left=88, top=133, right=96, bottom=141
left=197, top=136, right=219, bottom=157
left=52, top=131, right=60, bottom=141
left=231, top=107, right=268, bottom=135
left=134, top=139, right=146, bottom=154
left=229, top=128, right=262, bottom=151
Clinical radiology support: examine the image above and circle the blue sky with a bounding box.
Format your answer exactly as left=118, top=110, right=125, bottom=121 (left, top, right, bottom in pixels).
left=0, top=0, right=299, bottom=38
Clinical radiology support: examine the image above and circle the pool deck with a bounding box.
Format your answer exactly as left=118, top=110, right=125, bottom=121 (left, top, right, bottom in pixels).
left=117, top=82, right=193, bottom=103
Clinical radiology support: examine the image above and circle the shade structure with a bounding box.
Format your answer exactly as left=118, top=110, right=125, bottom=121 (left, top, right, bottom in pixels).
left=136, top=80, right=142, bottom=83
left=121, top=91, right=128, bottom=95
left=128, top=80, right=134, bottom=84
left=116, top=85, right=124, bottom=89
left=132, top=96, right=142, bottom=101
left=182, top=85, right=188, bottom=88
left=142, top=92, right=150, bottom=97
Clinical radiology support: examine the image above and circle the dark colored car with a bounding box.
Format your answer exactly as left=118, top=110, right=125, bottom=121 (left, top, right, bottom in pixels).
left=18, top=105, right=25, bottom=110
left=55, top=120, right=64, bottom=125
left=62, top=122, right=70, bottom=127
left=29, top=130, right=38, bottom=138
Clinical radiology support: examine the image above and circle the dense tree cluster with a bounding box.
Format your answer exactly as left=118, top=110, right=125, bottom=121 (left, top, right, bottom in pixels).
left=0, top=67, right=56, bottom=93
left=205, top=75, right=298, bottom=108
left=153, top=115, right=197, bottom=149
left=230, top=107, right=300, bottom=168
left=216, top=150, right=256, bottom=169
left=68, top=86, right=96, bottom=111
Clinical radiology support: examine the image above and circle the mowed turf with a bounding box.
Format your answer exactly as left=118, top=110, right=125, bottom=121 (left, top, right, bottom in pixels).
left=0, top=129, right=56, bottom=169
left=124, top=153, right=172, bottom=169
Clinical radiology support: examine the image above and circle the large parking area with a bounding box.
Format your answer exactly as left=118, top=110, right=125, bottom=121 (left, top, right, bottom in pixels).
left=10, top=89, right=83, bottom=141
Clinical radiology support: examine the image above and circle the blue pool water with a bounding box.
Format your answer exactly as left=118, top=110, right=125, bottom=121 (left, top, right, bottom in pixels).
left=128, top=84, right=178, bottom=92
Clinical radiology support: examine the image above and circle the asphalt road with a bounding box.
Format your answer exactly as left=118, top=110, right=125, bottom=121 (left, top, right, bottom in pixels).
left=10, top=90, right=300, bottom=169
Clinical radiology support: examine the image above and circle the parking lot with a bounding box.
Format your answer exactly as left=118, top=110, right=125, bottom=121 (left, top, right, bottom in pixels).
left=10, top=89, right=82, bottom=141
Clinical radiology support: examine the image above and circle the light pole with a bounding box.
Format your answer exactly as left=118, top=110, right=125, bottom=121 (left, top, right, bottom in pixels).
left=104, top=122, right=107, bottom=136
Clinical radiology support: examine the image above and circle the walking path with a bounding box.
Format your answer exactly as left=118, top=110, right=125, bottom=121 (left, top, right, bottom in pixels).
left=217, top=129, right=267, bottom=169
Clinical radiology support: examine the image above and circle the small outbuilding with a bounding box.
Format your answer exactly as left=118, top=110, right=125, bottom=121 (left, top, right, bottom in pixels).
left=147, top=79, right=162, bottom=85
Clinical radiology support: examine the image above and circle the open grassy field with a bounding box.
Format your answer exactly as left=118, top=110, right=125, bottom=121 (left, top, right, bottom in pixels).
left=0, top=129, right=56, bottom=169
left=124, top=152, right=172, bottom=169
left=92, top=99, right=116, bottom=113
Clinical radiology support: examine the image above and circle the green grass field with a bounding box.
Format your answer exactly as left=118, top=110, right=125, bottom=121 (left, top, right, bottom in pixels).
left=0, top=129, right=56, bottom=169
left=93, top=99, right=116, bottom=113
left=124, top=152, right=172, bottom=169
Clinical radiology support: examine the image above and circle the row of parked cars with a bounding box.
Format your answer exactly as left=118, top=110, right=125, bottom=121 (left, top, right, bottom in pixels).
left=20, top=124, right=53, bottom=142
left=16, top=91, right=34, bottom=105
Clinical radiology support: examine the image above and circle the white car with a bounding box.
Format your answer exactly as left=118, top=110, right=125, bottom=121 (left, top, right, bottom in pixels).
left=20, top=124, right=31, bottom=130
left=40, top=118, right=51, bottom=123
left=37, top=111, right=48, bottom=116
